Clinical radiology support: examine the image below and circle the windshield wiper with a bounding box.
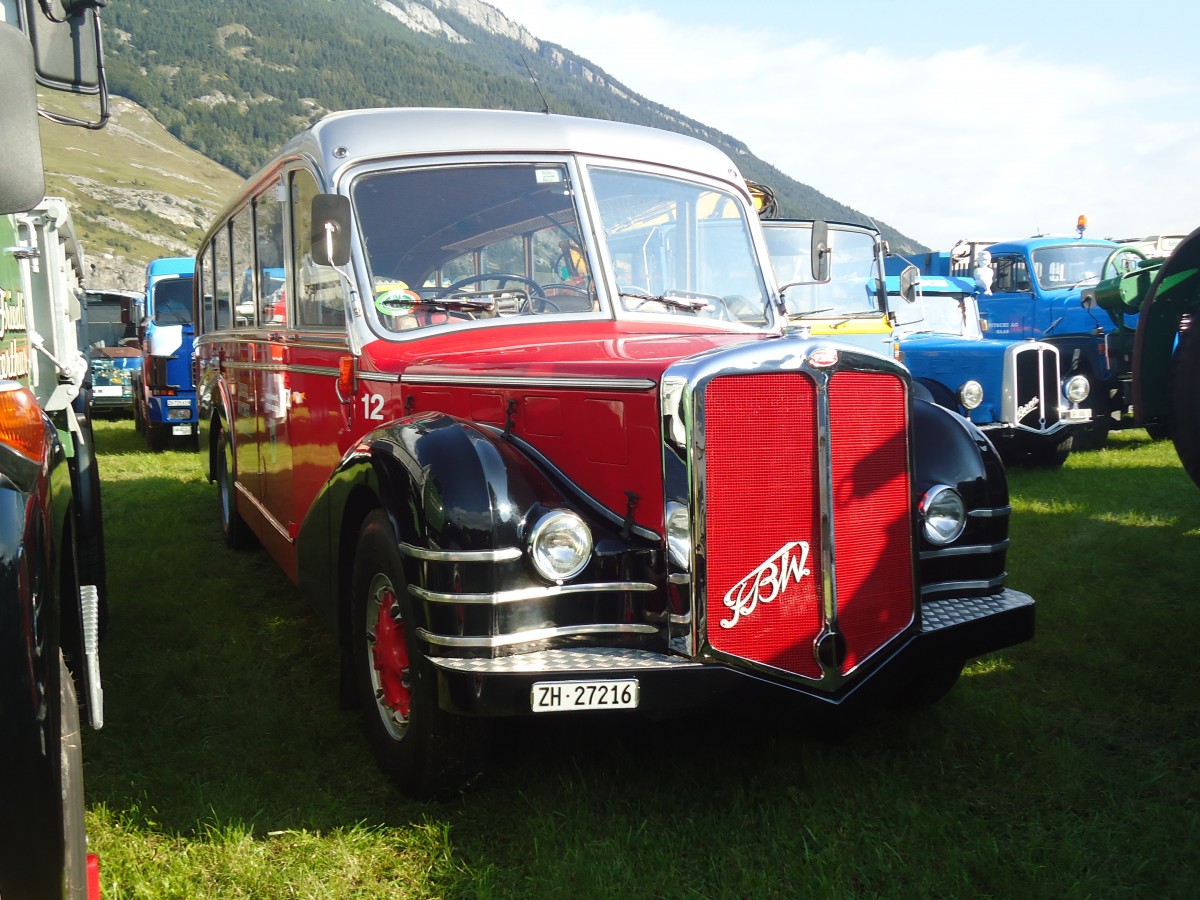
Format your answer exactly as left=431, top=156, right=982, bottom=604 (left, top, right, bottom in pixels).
left=619, top=289, right=711, bottom=312
left=785, top=307, right=835, bottom=320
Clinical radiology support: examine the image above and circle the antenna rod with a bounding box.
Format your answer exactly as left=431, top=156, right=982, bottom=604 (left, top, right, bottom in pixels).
left=521, top=56, right=551, bottom=115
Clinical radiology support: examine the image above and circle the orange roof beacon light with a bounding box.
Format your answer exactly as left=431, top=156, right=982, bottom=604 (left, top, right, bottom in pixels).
left=1076, top=214, right=1088, bottom=238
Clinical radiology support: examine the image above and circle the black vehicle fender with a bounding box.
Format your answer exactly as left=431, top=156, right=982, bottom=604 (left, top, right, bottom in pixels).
left=910, top=397, right=1009, bottom=514
left=297, top=412, right=574, bottom=679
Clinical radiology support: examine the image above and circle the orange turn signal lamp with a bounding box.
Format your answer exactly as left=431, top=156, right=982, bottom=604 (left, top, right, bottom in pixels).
left=0, top=382, right=47, bottom=462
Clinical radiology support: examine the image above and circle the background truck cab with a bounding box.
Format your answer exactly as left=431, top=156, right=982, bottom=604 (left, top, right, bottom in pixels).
left=129, top=256, right=199, bottom=450
left=918, top=226, right=1148, bottom=449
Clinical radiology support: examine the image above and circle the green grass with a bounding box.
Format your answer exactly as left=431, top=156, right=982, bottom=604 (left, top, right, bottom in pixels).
left=85, top=421, right=1200, bottom=898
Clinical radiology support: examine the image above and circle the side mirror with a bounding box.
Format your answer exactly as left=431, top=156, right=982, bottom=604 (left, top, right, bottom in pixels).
left=1080, top=289, right=1097, bottom=310
left=21, top=0, right=104, bottom=94
left=0, top=24, right=45, bottom=214
left=899, top=265, right=920, bottom=304
left=311, top=194, right=352, bottom=267
left=810, top=220, right=830, bottom=282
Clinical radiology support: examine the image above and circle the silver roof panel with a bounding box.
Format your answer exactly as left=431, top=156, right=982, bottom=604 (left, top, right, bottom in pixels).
left=260, top=107, right=747, bottom=191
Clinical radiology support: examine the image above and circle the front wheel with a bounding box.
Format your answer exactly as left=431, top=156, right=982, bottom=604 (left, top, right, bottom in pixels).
left=1172, top=333, right=1200, bottom=488
left=58, top=654, right=90, bottom=897
left=351, top=511, right=486, bottom=798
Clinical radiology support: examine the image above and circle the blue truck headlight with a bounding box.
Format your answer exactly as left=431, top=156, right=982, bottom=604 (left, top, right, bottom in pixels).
left=1064, top=374, right=1089, bottom=403
left=958, top=380, right=984, bottom=410
left=920, top=485, right=966, bottom=544
left=528, top=511, right=593, bottom=582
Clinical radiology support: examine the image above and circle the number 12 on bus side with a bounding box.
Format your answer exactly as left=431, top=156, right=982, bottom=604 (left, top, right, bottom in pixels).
left=531, top=679, right=639, bottom=712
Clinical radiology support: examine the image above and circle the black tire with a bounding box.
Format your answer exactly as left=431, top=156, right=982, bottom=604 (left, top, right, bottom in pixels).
left=58, top=653, right=90, bottom=898
left=1024, top=434, right=1073, bottom=469
left=0, top=653, right=89, bottom=899
left=217, top=424, right=255, bottom=550
left=133, top=391, right=145, bottom=434
left=892, top=659, right=964, bottom=707
left=1172, top=334, right=1200, bottom=488
left=145, top=420, right=168, bottom=452
left=351, top=510, right=486, bottom=798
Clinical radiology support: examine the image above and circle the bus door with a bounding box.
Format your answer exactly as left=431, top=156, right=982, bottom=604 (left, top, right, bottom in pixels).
left=251, top=187, right=295, bottom=541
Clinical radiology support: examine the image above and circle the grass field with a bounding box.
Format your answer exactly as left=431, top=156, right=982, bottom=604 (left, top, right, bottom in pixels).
left=83, top=419, right=1199, bottom=898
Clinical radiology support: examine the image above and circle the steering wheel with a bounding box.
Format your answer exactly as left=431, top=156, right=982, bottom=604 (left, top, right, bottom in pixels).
left=1100, top=246, right=1149, bottom=282
left=435, top=274, right=559, bottom=314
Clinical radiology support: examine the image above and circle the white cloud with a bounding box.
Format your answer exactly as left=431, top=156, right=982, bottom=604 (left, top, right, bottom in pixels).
left=484, top=0, right=1200, bottom=247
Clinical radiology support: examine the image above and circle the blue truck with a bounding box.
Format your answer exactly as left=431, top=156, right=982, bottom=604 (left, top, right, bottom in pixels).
left=129, top=256, right=198, bottom=451
left=905, top=225, right=1147, bottom=449
left=885, top=272, right=1092, bottom=467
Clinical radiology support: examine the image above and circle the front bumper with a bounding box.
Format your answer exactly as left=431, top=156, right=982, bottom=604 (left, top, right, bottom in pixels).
left=430, top=588, right=1034, bottom=717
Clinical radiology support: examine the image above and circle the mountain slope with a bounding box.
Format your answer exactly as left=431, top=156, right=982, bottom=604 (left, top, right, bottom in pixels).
left=39, top=93, right=242, bottom=290
left=100, top=0, right=923, bottom=251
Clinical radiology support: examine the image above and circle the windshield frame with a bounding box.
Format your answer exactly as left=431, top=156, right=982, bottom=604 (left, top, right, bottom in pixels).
left=343, top=152, right=779, bottom=341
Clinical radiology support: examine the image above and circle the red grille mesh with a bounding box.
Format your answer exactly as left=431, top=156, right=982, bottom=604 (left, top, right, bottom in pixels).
left=704, top=373, right=823, bottom=678
left=703, top=369, right=914, bottom=680
left=829, top=372, right=914, bottom=673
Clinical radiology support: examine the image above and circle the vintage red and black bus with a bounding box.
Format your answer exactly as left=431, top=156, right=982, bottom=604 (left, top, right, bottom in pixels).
left=194, top=107, right=1034, bottom=798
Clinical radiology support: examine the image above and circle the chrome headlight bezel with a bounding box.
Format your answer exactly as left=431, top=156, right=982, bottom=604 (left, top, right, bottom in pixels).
left=920, top=484, right=967, bottom=545
left=1063, top=374, right=1090, bottom=404
left=958, top=380, right=984, bottom=410
left=527, top=510, right=593, bottom=583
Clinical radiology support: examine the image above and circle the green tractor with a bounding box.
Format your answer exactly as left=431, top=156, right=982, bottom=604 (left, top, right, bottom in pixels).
left=1088, top=228, right=1200, bottom=486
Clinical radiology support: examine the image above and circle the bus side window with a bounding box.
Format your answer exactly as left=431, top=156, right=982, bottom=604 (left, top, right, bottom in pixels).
left=291, top=169, right=346, bottom=328
left=256, top=183, right=287, bottom=326
left=231, top=207, right=255, bottom=328
left=214, top=222, right=233, bottom=329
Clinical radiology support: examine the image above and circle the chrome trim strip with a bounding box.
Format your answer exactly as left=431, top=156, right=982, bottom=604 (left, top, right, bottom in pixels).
left=358, top=371, right=397, bottom=383
left=429, top=646, right=699, bottom=673
left=402, top=373, right=656, bottom=392
left=400, top=542, right=522, bottom=562
left=409, top=580, right=657, bottom=606
left=220, top=361, right=340, bottom=377
left=920, top=575, right=1007, bottom=596
left=968, top=505, right=1011, bottom=518
left=919, top=540, right=1009, bottom=560
left=418, top=622, right=658, bottom=649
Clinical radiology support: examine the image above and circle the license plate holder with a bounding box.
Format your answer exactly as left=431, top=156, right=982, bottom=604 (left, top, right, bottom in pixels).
left=172, top=425, right=193, bottom=436
left=531, top=679, right=639, bottom=712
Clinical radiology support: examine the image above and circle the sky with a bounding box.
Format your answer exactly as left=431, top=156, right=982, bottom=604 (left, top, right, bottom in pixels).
left=482, top=0, right=1200, bottom=249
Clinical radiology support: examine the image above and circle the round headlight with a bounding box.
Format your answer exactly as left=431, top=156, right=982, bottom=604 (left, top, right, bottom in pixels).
left=920, top=485, right=966, bottom=545
left=665, top=501, right=691, bottom=570
left=1064, top=374, right=1090, bottom=404
left=528, top=510, right=593, bottom=582
left=958, top=380, right=984, bottom=410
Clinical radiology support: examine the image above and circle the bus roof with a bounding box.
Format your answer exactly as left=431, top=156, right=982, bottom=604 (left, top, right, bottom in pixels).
left=248, top=107, right=748, bottom=195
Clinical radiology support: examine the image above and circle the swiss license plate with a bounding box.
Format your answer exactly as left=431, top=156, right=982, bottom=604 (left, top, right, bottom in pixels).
left=172, top=425, right=193, bottom=436
left=531, top=679, right=639, bottom=712
left=93, top=385, right=122, bottom=397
